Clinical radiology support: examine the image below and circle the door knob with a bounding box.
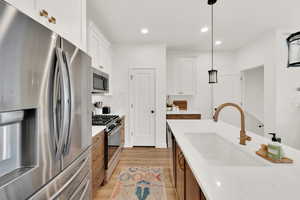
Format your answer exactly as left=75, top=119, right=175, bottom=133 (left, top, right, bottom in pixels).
left=151, top=110, right=155, bottom=114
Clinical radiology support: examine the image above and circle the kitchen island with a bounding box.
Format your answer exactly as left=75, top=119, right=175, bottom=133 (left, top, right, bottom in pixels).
left=167, top=120, right=300, bottom=200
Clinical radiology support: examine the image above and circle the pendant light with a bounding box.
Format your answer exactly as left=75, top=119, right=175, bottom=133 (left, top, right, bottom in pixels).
left=208, top=0, right=218, bottom=84
left=287, top=32, right=300, bottom=67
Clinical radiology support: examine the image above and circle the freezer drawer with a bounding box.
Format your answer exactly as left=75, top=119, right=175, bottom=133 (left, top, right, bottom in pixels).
left=29, top=148, right=91, bottom=200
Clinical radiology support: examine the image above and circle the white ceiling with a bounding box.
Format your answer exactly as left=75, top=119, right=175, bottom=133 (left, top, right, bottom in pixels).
left=87, top=0, right=298, bottom=51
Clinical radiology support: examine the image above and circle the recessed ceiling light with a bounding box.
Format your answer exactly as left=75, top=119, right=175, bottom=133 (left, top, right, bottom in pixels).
left=140, top=28, right=149, bottom=35
left=201, top=26, right=209, bottom=33
left=215, top=40, right=222, bottom=46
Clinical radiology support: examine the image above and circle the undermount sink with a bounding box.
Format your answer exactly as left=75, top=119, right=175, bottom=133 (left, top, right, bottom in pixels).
left=185, top=133, right=267, bottom=166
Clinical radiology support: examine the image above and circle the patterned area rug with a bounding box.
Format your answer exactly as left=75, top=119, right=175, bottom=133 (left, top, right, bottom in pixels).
left=110, top=167, right=167, bottom=200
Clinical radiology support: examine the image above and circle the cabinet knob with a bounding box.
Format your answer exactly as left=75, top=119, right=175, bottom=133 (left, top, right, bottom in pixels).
left=48, top=16, right=56, bottom=24
left=39, top=9, right=48, bottom=17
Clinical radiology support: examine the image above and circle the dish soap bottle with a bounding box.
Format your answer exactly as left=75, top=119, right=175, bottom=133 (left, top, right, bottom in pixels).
left=267, top=133, right=283, bottom=160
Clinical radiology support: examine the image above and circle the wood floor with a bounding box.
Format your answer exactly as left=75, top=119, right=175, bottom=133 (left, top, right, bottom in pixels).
left=93, top=147, right=178, bottom=200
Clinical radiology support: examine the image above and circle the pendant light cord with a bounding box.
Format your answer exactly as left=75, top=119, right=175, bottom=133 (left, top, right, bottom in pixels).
left=211, top=4, right=214, bottom=70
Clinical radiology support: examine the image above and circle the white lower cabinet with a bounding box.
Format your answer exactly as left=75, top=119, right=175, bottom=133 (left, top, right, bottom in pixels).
left=3, top=0, right=86, bottom=49
left=167, top=57, right=197, bottom=95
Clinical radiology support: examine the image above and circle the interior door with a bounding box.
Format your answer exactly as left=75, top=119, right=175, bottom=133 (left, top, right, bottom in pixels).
left=130, top=68, right=156, bottom=146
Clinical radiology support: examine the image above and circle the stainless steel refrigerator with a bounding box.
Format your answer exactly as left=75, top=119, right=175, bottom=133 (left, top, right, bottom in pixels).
left=0, top=0, right=92, bottom=199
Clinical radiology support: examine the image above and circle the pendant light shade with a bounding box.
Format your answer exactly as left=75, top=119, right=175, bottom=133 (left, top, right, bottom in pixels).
left=287, top=32, right=300, bottom=67
left=208, top=69, right=218, bottom=84
left=208, top=0, right=218, bottom=84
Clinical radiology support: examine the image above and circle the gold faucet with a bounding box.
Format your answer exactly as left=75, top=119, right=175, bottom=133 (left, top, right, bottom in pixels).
left=213, top=103, right=252, bottom=145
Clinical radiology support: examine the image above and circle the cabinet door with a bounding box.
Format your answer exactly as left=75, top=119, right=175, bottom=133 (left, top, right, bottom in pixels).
left=168, top=57, right=196, bottom=95
left=120, top=117, right=125, bottom=145
left=92, top=132, right=105, bottom=197
left=36, top=0, right=82, bottom=46
left=89, top=30, right=100, bottom=68
left=167, top=124, right=175, bottom=186
left=98, top=38, right=111, bottom=74
left=185, top=163, right=201, bottom=200
left=179, top=58, right=196, bottom=95
left=167, top=58, right=180, bottom=95
left=176, top=143, right=185, bottom=200
left=5, top=0, right=36, bottom=18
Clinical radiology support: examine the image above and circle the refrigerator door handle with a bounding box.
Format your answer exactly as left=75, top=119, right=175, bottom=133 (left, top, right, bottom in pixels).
left=55, top=47, right=71, bottom=158
left=61, top=50, right=72, bottom=155
left=52, top=54, right=64, bottom=159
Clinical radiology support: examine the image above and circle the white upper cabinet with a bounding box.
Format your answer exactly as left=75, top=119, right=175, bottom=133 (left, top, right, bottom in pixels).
left=88, top=22, right=112, bottom=75
left=36, top=0, right=83, bottom=48
left=4, top=0, right=36, bottom=18
left=3, top=0, right=86, bottom=50
left=88, top=21, right=113, bottom=95
left=167, top=57, right=197, bottom=95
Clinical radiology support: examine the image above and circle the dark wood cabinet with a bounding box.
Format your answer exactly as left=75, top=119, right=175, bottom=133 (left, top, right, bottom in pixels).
left=120, top=116, right=125, bottom=145
left=176, top=143, right=185, bottom=200
left=92, top=130, right=105, bottom=198
left=168, top=124, right=207, bottom=200
left=185, top=163, right=202, bottom=200
left=167, top=123, right=176, bottom=187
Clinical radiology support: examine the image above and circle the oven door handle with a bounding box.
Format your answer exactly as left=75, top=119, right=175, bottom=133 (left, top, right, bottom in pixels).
left=107, top=125, right=121, bottom=136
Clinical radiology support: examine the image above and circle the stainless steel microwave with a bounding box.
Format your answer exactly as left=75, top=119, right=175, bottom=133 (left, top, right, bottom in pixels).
left=91, top=68, right=109, bottom=93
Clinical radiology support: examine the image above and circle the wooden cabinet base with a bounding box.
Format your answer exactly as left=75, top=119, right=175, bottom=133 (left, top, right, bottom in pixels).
left=92, top=131, right=105, bottom=198
left=169, top=127, right=207, bottom=200
left=167, top=114, right=201, bottom=120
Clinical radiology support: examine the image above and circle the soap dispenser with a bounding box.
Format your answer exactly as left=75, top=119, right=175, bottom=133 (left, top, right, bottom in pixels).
left=269, top=133, right=281, bottom=143
left=267, top=133, right=284, bottom=160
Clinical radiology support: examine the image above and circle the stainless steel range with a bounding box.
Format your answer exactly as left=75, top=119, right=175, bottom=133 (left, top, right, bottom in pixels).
left=92, top=115, right=119, bottom=126
left=92, top=115, right=122, bottom=169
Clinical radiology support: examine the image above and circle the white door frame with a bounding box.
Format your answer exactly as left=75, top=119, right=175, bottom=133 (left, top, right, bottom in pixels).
left=129, top=67, right=157, bottom=147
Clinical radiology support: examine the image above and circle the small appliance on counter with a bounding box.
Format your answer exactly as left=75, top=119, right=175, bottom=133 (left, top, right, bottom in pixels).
left=102, top=106, right=111, bottom=114
left=93, top=101, right=103, bottom=115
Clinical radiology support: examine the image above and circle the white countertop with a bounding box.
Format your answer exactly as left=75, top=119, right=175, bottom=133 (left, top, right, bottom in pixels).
left=166, top=110, right=201, bottom=115
left=92, top=126, right=106, bottom=137
left=167, top=119, right=300, bottom=200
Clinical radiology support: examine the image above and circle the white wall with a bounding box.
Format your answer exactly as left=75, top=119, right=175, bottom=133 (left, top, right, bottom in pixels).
left=111, top=44, right=167, bottom=148
left=167, top=51, right=237, bottom=119
left=242, top=66, right=264, bottom=122
left=235, top=32, right=277, bottom=135
left=275, top=30, right=300, bottom=149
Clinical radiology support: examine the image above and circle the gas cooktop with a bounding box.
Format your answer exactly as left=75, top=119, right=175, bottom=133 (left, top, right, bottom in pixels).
left=92, top=115, right=119, bottom=126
